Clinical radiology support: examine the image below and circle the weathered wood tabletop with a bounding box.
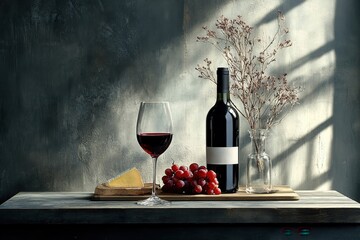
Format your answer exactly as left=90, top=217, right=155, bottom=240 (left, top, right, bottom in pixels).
left=0, top=190, right=359, bottom=239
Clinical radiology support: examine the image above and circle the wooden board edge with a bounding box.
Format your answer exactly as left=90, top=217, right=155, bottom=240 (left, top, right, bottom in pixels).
left=91, top=195, right=300, bottom=201
left=91, top=185, right=300, bottom=201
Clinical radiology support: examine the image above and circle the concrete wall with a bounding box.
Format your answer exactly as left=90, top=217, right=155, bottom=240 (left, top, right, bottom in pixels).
left=0, top=0, right=359, bottom=203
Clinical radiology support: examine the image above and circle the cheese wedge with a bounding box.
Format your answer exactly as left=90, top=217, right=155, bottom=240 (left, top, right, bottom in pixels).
left=106, top=167, right=144, bottom=188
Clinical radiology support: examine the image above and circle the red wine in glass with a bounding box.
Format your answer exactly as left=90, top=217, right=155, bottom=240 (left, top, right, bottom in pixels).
left=137, top=133, right=173, bottom=158
left=136, top=101, right=173, bottom=206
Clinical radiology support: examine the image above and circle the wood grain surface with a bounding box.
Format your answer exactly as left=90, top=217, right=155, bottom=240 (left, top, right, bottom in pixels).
left=1, top=191, right=359, bottom=225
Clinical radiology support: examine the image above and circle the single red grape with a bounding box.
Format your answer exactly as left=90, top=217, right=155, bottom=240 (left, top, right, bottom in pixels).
left=206, top=170, right=216, bottom=181
left=171, top=164, right=179, bottom=172
left=197, top=178, right=206, bottom=187
left=189, top=163, right=199, bottom=172
left=182, top=170, right=192, bottom=179
left=194, top=185, right=202, bottom=194
left=162, top=175, right=171, bottom=184
left=197, top=169, right=207, bottom=179
left=175, top=170, right=184, bottom=179
left=175, top=180, right=185, bottom=189
left=165, top=168, right=173, bottom=177
left=198, top=165, right=207, bottom=170
left=207, top=181, right=216, bottom=190
left=214, top=187, right=221, bottom=195
left=179, top=165, right=188, bottom=171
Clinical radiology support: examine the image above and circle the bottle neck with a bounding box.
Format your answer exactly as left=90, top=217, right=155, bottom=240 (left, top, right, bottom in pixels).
left=216, top=92, right=230, bottom=103
left=216, top=68, right=230, bottom=104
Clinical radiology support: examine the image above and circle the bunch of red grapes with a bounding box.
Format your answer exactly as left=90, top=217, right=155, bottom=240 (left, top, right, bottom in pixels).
left=161, top=163, right=221, bottom=195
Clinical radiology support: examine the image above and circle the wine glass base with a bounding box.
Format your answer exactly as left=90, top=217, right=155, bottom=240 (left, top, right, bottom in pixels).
left=136, top=195, right=170, bottom=206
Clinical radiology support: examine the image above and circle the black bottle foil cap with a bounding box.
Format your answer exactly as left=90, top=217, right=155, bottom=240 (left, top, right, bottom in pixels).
left=217, top=67, right=229, bottom=75
left=217, top=67, right=229, bottom=93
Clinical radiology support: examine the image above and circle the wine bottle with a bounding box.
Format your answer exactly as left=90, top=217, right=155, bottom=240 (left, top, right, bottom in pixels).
left=206, top=67, right=239, bottom=193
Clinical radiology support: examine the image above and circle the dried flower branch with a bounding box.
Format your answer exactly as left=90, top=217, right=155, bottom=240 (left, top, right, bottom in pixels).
left=196, top=11, right=301, bottom=130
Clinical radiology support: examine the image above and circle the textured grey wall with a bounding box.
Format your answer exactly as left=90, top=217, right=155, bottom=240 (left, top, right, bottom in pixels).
left=0, top=0, right=359, bottom=203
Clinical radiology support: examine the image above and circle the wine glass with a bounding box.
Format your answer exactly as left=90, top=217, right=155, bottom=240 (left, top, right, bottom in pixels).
left=136, top=101, right=173, bottom=206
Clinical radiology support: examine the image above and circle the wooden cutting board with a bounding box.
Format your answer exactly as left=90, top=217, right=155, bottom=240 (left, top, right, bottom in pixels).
left=94, top=183, right=158, bottom=196
left=92, top=185, right=299, bottom=201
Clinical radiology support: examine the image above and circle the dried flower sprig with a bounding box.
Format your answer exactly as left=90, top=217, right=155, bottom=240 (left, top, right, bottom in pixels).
left=196, top=11, right=301, bottom=130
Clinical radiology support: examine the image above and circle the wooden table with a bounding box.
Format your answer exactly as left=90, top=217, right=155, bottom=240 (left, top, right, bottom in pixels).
left=0, top=190, right=359, bottom=239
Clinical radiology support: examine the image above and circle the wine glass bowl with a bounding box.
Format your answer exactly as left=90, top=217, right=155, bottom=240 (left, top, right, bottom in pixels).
left=136, top=102, right=173, bottom=206
left=136, top=133, right=172, bottom=159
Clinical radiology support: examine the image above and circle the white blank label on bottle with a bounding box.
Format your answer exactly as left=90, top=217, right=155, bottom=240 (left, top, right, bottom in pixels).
left=206, top=147, right=238, bottom=164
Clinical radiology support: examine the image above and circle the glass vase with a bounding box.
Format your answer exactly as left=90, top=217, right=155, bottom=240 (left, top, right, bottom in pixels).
left=246, top=129, right=272, bottom=194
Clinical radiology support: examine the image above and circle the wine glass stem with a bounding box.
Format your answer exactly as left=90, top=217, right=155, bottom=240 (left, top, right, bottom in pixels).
left=151, top=157, right=158, bottom=197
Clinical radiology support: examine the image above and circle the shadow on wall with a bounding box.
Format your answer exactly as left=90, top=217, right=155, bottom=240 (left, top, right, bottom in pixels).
left=0, top=0, right=230, bottom=203
left=332, top=0, right=360, bottom=201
